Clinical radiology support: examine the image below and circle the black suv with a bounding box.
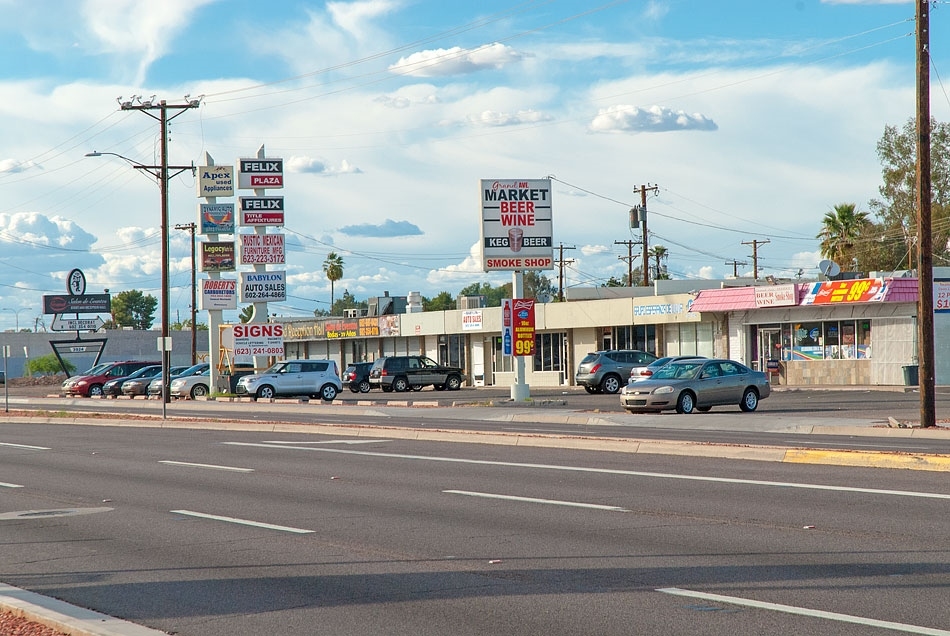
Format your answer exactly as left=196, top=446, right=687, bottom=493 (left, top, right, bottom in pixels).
left=368, top=356, right=465, bottom=392
left=343, top=361, right=374, bottom=393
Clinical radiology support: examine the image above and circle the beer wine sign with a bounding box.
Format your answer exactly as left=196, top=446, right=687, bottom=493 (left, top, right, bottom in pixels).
left=480, top=178, right=554, bottom=271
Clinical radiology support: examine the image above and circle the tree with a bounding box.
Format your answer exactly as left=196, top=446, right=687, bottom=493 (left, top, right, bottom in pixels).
left=330, top=289, right=367, bottom=316
left=109, top=290, right=157, bottom=329
left=323, top=252, right=344, bottom=308
left=239, top=305, right=255, bottom=323
left=867, top=117, right=950, bottom=270
left=27, top=353, right=75, bottom=376
left=816, top=203, right=871, bottom=269
left=648, top=245, right=670, bottom=280
left=423, top=291, right=456, bottom=311
left=458, top=281, right=509, bottom=307
left=523, top=271, right=557, bottom=301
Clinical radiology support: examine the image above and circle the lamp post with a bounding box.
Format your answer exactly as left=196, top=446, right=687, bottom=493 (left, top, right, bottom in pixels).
left=86, top=126, right=196, bottom=413
left=1, top=307, right=32, bottom=332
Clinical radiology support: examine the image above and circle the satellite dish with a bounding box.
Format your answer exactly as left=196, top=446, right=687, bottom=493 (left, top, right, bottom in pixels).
left=818, top=259, right=841, bottom=278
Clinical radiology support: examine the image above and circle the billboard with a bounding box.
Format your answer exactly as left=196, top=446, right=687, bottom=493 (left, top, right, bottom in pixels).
left=200, top=241, right=236, bottom=272
left=239, top=196, right=285, bottom=226
left=231, top=323, right=284, bottom=358
left=240, top=271, right=287, bottom=302
left=239, top=232, right=285, bottom=265
left=237, top=158, right=283, bottom=189
left=43, top=294, right=111, bottom=314
left=200, top=278, right=237, bottom=310
left=199, top=203, right=235, bottom=235
left=480, top=178, right=554, bottom=271
left=197, top=165, right=234, bottom=198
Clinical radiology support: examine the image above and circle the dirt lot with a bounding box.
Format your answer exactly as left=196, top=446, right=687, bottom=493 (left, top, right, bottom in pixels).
left=3, top=375, right=65, bottom=398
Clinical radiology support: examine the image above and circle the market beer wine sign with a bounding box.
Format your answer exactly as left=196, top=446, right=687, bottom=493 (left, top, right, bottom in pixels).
left=480, top=178, right=554, bottom=271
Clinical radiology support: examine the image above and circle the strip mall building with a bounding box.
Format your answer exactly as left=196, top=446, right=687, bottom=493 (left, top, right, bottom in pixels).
left=275, top=270, right=949, bottom=388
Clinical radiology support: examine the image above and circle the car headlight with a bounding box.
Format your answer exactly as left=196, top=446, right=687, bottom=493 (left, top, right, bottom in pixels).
left=653, top=386, right=675, bottom=394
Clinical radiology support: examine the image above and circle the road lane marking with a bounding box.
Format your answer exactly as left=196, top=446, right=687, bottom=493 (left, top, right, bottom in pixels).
left=444, top=490, right=628, bottom=512
left=0, top=442, right=50, bottom=450
left=223, top=442, right=950, bottom=500
left=260, top=440, right=391, bottom=445
left=0, top=482, right=23, bottom=489
left=170, top=510, right=314, bottom=534
left=658, top=588, right=950, bottom=635
left=159, top=460, right=254, bottom=473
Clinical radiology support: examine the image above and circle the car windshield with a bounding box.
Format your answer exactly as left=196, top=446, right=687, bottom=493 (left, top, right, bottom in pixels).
left=80, top=362, right=112, bottom=376
left=652, top=362, right=703, bottom=380
left=263, top=362, right=287, bottom=374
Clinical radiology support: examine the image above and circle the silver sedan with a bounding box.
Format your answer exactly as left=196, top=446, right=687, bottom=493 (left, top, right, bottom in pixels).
left=620, top=358, right=771, bottom=414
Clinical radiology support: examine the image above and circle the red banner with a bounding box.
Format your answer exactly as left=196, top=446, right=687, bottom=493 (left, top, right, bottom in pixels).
left=512, top=299, right=536, bottom=357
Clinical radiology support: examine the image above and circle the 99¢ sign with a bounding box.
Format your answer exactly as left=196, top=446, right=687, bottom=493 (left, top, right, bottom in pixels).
left=512, top=299, right=536, bottom=357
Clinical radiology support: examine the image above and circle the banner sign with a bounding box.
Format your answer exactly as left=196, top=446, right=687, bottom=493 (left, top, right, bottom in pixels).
left=199, top=203, right=235, bottom=235
left=239, top=233, right=285, bottom=264
left=240, top=270, right=287, bottom=302
left=238, top=158, right=284, bottom=189
left=197, top=165, right=234, bottom=198
left=501, top=299, right=512, bottom=355
left=461, top=309, right=483, bottom=331
left=511, top=298, right=536, bottom=356
left=200, top=278, right=237, bottom=310
left=480, top=178, right=554, bottom=271
left=200, top=241, right=236, bottom=272
left=231, top=323, right=284, bottom=358
left=43, top=294, right=111, bottom=314
left=754, top=284, right=797, bottom=308
left=239, top=196, right=285, bottom=226
left=801, top=278, right=887, bottom=305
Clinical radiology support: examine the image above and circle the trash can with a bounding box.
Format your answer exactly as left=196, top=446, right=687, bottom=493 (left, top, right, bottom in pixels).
left=902, top=364, right=919, bottom=386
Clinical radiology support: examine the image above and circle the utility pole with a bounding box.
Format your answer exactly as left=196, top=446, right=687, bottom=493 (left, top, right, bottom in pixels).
left=118, top=96, right=200, bottom=411
left=724, top=259, right=748, bottom=278
left=634, top=184, right=659, bottom=286
left=175, top=222, right=198, bottom=365
left=741, top=239, right=770, bottom=280
left=555, top=243, right=575, bottom=301
left=615, top=240, right=639, bottom=286
left=915, top=0, right=935, bottom=427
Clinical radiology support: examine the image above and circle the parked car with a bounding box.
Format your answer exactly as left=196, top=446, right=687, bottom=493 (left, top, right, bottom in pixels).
left=575, top=350, right=657, bottom=394
left=629, top=355, right=706, bottom=382
left=620, top=358, right=771, bottom=414
left=63, top=360, right=161, bottom=397
left=235, top=359, right=341, bottom=401
left=343, top=362, right=374, bottom=393
left=145, top=363, right=208, bottom=398
left=101, top=364, right=162, bottom=397
left=368, top=355, right=465, bottom=392
left=169, top=368, right=213, bottom=399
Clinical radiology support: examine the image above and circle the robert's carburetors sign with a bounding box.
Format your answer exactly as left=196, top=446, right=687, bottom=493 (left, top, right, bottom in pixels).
left=480, top=178, right=554, bottom=271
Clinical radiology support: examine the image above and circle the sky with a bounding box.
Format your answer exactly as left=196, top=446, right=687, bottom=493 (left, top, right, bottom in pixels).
left=0, top=0, right=948, bottom=332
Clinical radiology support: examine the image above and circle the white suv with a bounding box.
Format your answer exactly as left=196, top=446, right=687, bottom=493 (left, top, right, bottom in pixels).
left=235, top=359, right=341, bottom=401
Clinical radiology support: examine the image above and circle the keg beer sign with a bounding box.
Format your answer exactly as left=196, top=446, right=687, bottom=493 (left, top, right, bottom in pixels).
left=480, top=178, right=554, bottom=271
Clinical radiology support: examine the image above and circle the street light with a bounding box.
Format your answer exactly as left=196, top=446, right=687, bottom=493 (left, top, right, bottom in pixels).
left=1, top=307, right=32, bottom=331
left=85, top=149, right=195, bottom=412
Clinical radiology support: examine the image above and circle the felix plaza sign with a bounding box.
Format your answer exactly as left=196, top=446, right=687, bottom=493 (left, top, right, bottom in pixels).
left=480, top=178, right=554, bottom=271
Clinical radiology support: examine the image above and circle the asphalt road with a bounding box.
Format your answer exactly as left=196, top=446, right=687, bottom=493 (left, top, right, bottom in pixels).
left=1, top=423, right=949, bottom=635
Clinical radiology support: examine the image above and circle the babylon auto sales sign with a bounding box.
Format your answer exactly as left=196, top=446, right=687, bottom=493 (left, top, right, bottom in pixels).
left=240, top=271, right=287, bottom=303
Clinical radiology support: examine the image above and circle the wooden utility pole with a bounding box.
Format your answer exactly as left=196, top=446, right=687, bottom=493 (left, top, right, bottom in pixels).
left=615, top=240, right=639, bottom=286
left=635, top=184, right=659, bottom=286
left=741, top=239, right=770, bottom=280
left=555, top=243, right=575, bottom=301
left=725, top=259, right=748, bottom=278
left=916, top=0, right=935, bottom=427
left=175, top=222, right=198, bottom=365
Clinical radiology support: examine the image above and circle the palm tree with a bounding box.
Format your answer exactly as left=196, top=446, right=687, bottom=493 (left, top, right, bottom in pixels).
left=816, top=203, right=870, bottom=268
left=648, top=245, right=670, bottom=280
left=323, top=252, right=344, bottom=309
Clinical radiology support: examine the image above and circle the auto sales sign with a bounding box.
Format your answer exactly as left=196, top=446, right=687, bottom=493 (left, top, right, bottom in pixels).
left=480, top=178, right=554, bottom=271
left=240, top=271, right=287, bottom=303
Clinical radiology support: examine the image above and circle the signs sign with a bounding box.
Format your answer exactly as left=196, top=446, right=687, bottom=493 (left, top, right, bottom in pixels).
left=231, top=323, right=284, bottom=358
left=480, top=179, right=554, bottom=271
left=238, top=158, right=283, bottom=189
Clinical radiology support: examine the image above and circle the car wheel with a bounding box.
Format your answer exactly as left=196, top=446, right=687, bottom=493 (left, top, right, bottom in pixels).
left=358, top=380, right=371, bottom=393
left=191, top=384, right=209, bottom=399
left=381, top=385, right=393, bottom=393
left=740, top=388, right=759, bottom=412
left=393, top=377, right=410, bottom=392
left=433, top=384, right=446, bottom=391
left=349, top=385, right=360, bottom=393
left=256, top=385, right=276, bottom=400
left=446, top=375, right=462, bottom=391
left=697, top=406, right=712, bottom=412
left=320, top=384, right=338, bottom=402
left=88, top=385, right=104, bottom=397
left=600, top=374, right=622, bottom=394
left=676, top=391, right=696, bottom=414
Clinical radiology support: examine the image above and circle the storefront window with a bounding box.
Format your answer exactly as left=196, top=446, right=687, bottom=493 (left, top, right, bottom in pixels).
left=786, top=320, right=867, bottom=360
left=533, top=332, right=565, bottom=372
left=793, top=322, right=823, bottom=360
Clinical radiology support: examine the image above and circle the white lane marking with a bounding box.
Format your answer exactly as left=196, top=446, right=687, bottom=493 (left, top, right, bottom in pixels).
left=0, top=442, right=50, bottom=450
left=445, top=490, right=628, bottom=512
left=658, top=587, right=950, bottom=635
left=170, top=510, right=313, bottom=534
left=159, top=460, right=254, bottom=473
left=0, top=482, right=23, bottom=489
left=260, top=440, right=391, bottom=445
left=223, top=442, right=950, bottom=500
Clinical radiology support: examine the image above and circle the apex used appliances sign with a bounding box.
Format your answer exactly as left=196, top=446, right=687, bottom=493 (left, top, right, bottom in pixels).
left=480, top=179, right=554, bottom=271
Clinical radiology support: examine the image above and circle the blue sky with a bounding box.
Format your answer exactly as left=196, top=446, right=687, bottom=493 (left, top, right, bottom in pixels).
left=0, top=0, right=946, bottom=331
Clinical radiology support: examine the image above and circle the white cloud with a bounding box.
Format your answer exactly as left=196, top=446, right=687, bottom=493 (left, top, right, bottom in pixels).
left=589, top=105, right=718, bottom=134
left=466, top=109, right=553, bottom=127
left=287, top=156, right=362, bottom=175
left=389, top=43, right=525, bottom=77
left=580, top=244, right=611, bottom=256
left=0, top=159, right=39, bottom=174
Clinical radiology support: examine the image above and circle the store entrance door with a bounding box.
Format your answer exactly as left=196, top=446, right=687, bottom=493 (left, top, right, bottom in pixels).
left=758, top=327, right=782, bottom=381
